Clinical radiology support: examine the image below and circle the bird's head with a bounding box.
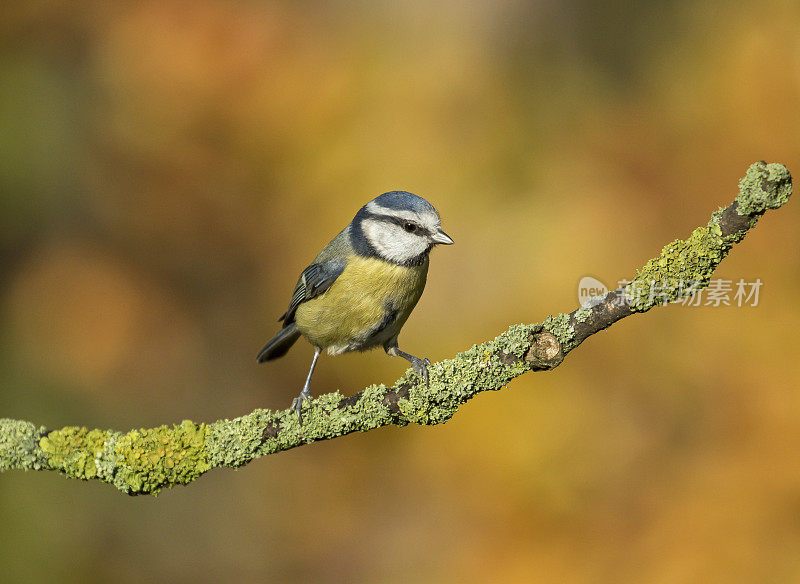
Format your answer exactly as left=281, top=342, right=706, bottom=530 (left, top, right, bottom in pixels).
left=351, top=191, right=453, bottom=266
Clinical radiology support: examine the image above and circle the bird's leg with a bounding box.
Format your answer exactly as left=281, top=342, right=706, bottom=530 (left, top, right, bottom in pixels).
left=291, top=346, right=321, bottom=421
left=385, top=344, right=431, bottom=385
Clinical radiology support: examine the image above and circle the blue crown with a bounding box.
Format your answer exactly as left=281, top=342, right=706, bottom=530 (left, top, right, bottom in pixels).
left=371, top=191, right=436, bottom=216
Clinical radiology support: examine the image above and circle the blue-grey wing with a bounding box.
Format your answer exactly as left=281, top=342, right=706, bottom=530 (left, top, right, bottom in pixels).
left=279, top=258, right=346, bottom=324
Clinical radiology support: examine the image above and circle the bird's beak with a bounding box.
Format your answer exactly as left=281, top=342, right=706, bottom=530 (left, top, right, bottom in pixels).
left=431, top=229, right=454, bottom=245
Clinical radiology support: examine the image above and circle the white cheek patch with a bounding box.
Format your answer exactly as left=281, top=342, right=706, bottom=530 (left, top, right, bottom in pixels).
left=362, top=218, right=429, bottom=264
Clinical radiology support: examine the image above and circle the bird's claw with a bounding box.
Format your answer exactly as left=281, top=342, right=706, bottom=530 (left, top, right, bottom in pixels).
left=411, top=357, right=431, bottom=386
left=290, top=392, right=311, bottom=422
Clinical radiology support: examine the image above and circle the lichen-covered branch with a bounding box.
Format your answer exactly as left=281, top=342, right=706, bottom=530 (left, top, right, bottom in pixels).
left=0, top=162, right=791, bottom=496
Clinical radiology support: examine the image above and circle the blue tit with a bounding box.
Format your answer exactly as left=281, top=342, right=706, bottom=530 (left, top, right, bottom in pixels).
left=257, top=191, right=453, bottom=419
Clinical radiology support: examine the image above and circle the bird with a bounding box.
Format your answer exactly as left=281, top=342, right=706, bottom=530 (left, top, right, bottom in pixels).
left=256, top=191, right=453, bottom=420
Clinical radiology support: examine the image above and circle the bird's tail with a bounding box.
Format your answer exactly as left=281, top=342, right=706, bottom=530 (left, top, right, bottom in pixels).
left=256, top=323, right=301, bottom=362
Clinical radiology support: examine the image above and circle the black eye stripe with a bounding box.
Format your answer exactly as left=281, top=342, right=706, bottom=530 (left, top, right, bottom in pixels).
left=399, top=220, right=431, bottom=236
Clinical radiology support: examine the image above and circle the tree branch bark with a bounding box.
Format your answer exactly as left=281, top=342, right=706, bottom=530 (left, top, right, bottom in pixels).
left=0, top=162, right=792, bottom=495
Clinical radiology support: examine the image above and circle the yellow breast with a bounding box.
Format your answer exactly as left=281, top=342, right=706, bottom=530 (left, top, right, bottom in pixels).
left=294, top=255, right=429, bottom=353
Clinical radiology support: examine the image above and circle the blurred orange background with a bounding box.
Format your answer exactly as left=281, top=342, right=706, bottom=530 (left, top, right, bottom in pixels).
left=2, top=1, right=800, bottom=582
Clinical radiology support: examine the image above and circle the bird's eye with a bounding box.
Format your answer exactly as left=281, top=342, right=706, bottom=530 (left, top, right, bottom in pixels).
left=403, top=222, right=417, bottom=233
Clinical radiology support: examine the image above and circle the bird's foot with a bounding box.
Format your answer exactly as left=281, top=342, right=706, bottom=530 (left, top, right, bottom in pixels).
left=410, top=356, right=431, bottom=386
left=290, top=391, right=311, bottom=422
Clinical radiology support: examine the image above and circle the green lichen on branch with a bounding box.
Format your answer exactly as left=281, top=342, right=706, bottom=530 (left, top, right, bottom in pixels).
left=111, top=421, right=210, bottom=494
left=0, top=162, right=791, bottom=496
left=626, top=222, right=730, bottom=311
left=400, top=333, right=531, bottom=425
left=737, top=161, right=792, bottom=215
left=0, top=419, right=46, bottom=472
left=626, top=161, right=791, bottom=312
left=32, top=421, right=211, bottom=495
left=39, top=426, right=111, bottom=480
left=542, top=312, right=577, bottom=352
